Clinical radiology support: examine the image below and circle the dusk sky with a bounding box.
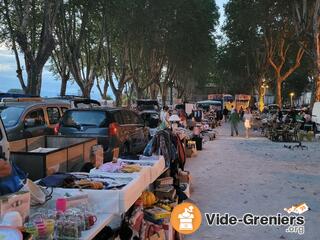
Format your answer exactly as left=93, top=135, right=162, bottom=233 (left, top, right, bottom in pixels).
left=0, top=0, right=227, bottom=99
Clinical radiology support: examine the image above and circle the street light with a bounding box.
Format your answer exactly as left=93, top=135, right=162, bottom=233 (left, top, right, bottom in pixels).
left=259, top=81, right=269, bottom=112
left=290, top=92, right=295, bottom=107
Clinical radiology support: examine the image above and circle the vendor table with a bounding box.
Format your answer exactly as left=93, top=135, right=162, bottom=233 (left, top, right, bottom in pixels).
left=30, top=155, right=166, bottom=240
left=54, top=171, right=145, bottom=214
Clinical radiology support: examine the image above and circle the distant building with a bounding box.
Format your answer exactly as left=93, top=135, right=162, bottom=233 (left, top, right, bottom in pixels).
left=297, top=92, right=312, bottom=106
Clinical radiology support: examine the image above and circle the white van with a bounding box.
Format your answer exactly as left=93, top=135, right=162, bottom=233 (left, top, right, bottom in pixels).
left=0, top=117, right=10, bottom=160
left=312, top=102, right=320, bottom=132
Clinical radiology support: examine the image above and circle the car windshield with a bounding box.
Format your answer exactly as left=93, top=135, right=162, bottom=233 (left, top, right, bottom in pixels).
left=62, top=111, right=108, bottom=128
left=0, top=106, right=24, bottom=127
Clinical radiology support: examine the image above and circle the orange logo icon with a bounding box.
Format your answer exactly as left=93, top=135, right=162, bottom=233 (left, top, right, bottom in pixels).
left=170, top=202, right=202, bottom=234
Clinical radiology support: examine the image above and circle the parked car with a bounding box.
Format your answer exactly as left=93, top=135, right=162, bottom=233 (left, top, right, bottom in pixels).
left=136, top=99, right=160, bottom=112
left=196, top=100, right=222, bottom=112
left=137, top=99, right=160, bottom=136
left=58, top=108, right=150, bottom=161
left=0, top=101, right=70, bottom=141
left=0, top=117, right=9, bottom=160
left=46, top=96, right=101, bottom=109
left=0, top=92, right=33, bottom=101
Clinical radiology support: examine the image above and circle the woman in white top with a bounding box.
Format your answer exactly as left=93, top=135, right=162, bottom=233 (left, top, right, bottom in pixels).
left=243, top=108, right=253, bottom=138
left=160, top=105, right=170, bottom=129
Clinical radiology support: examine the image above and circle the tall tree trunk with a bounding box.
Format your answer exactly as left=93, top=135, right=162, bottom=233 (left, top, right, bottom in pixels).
left=315, top=71, right=320, bottom=102
left=2, top=0, right=26, bottom=92
left=60, top=74, right=68, bottom=96
left=161, top=86, right=168, bottom=106
left=97, top=79, right=109, bottom=99
left=149, top=84, right=158, bottom=99
left=83, top=81, right=94, bottom=98
left=162, top=94, right=167, bottom=106
left=115, top=91, right=122, bottom=107
left=26, top=66, right=42, bottom=96
left=14, top=0, right=60, bottom=96
left=136, top=87, right=144, bottom=99
left=314, top=33, right=320, bottom=102
left=276, top=79, right=282, bottom=107
left=103, top=81, right=109, bottom=99
left=126, top=84, right=134, bottom=107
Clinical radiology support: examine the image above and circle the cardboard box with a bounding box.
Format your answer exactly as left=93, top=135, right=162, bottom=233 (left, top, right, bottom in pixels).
left=155, top=177, right=173, bottom=187
left=144, top=207, right=171, bottom=220
left=155, top=186, right=176, bottom=200
left=178, top=170, right=191, bottom=184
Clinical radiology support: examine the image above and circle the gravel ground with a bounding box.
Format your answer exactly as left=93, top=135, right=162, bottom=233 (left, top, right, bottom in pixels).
left=185, top=123, right=320, bottom=240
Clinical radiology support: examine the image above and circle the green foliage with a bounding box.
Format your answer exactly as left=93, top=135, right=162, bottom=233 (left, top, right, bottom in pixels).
left=0, top=0, right=219, bottom=100
left=217, top=0, right=311, bottom=102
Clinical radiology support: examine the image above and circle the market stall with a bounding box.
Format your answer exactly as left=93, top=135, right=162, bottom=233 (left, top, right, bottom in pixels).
left=1, top=104, right=210, bottom=240
left=13, top=155, right=167, bottom=239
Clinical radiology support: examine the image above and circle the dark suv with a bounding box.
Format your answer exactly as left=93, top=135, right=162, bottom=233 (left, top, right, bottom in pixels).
left=58, top=108, right=149, bottom=161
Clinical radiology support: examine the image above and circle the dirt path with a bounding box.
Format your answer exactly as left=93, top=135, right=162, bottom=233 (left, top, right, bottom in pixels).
left=185, top=123, right=320, bottom=240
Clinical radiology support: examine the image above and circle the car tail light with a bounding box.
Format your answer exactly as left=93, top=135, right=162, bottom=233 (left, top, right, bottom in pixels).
left=109, top=122, right=119, bottom=136
left=54, top=123, right=60, bottom=135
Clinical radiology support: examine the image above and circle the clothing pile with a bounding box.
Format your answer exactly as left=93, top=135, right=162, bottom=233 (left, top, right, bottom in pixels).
left=143, top=129, right=185, bottom=171
left=173, top=127, right=193, bottom=140
left=97, top=161, right=142, bottom=173
left=39, top=172, right=132, bottom=190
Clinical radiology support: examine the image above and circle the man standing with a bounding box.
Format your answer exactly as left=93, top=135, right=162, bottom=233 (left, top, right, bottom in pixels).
left=239, top=106, right=244, bottom=120
left=229, top=108, right=240, bottom=136
left=277, top=108, right=283, bottom=122
left=223, top=106, right=229, bottom=122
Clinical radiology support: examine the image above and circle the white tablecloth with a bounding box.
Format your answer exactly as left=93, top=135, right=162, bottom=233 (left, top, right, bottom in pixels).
left=120, top=155, right=166, bottom=183
left=52, top=155, right=165, bottom=215
left=31, top=155, right=166, bottom=240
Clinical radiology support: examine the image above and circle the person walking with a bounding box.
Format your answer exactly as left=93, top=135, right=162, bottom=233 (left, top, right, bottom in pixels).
left=243, top=108, right=253, bottom=138
left=229, top=108, right=240, bottom=136
left=160, top=105, right=170, bottom=129
left=277, top=108, right=283, bottom=122
left=223, top=106, right=229, bottom=123
left=239, top=106, right=244, bottom=120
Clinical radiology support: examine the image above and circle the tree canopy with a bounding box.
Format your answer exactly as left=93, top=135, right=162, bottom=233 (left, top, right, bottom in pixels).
left=0, top=0, right=219, bottom=105
left=1, top=0, right=319, bottom=107
left=216, top=0, right=320, bottom=107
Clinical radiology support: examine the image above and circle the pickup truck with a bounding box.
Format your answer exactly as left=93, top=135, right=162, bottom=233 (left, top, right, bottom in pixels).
left=0, top=117, right=10, bottom=160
